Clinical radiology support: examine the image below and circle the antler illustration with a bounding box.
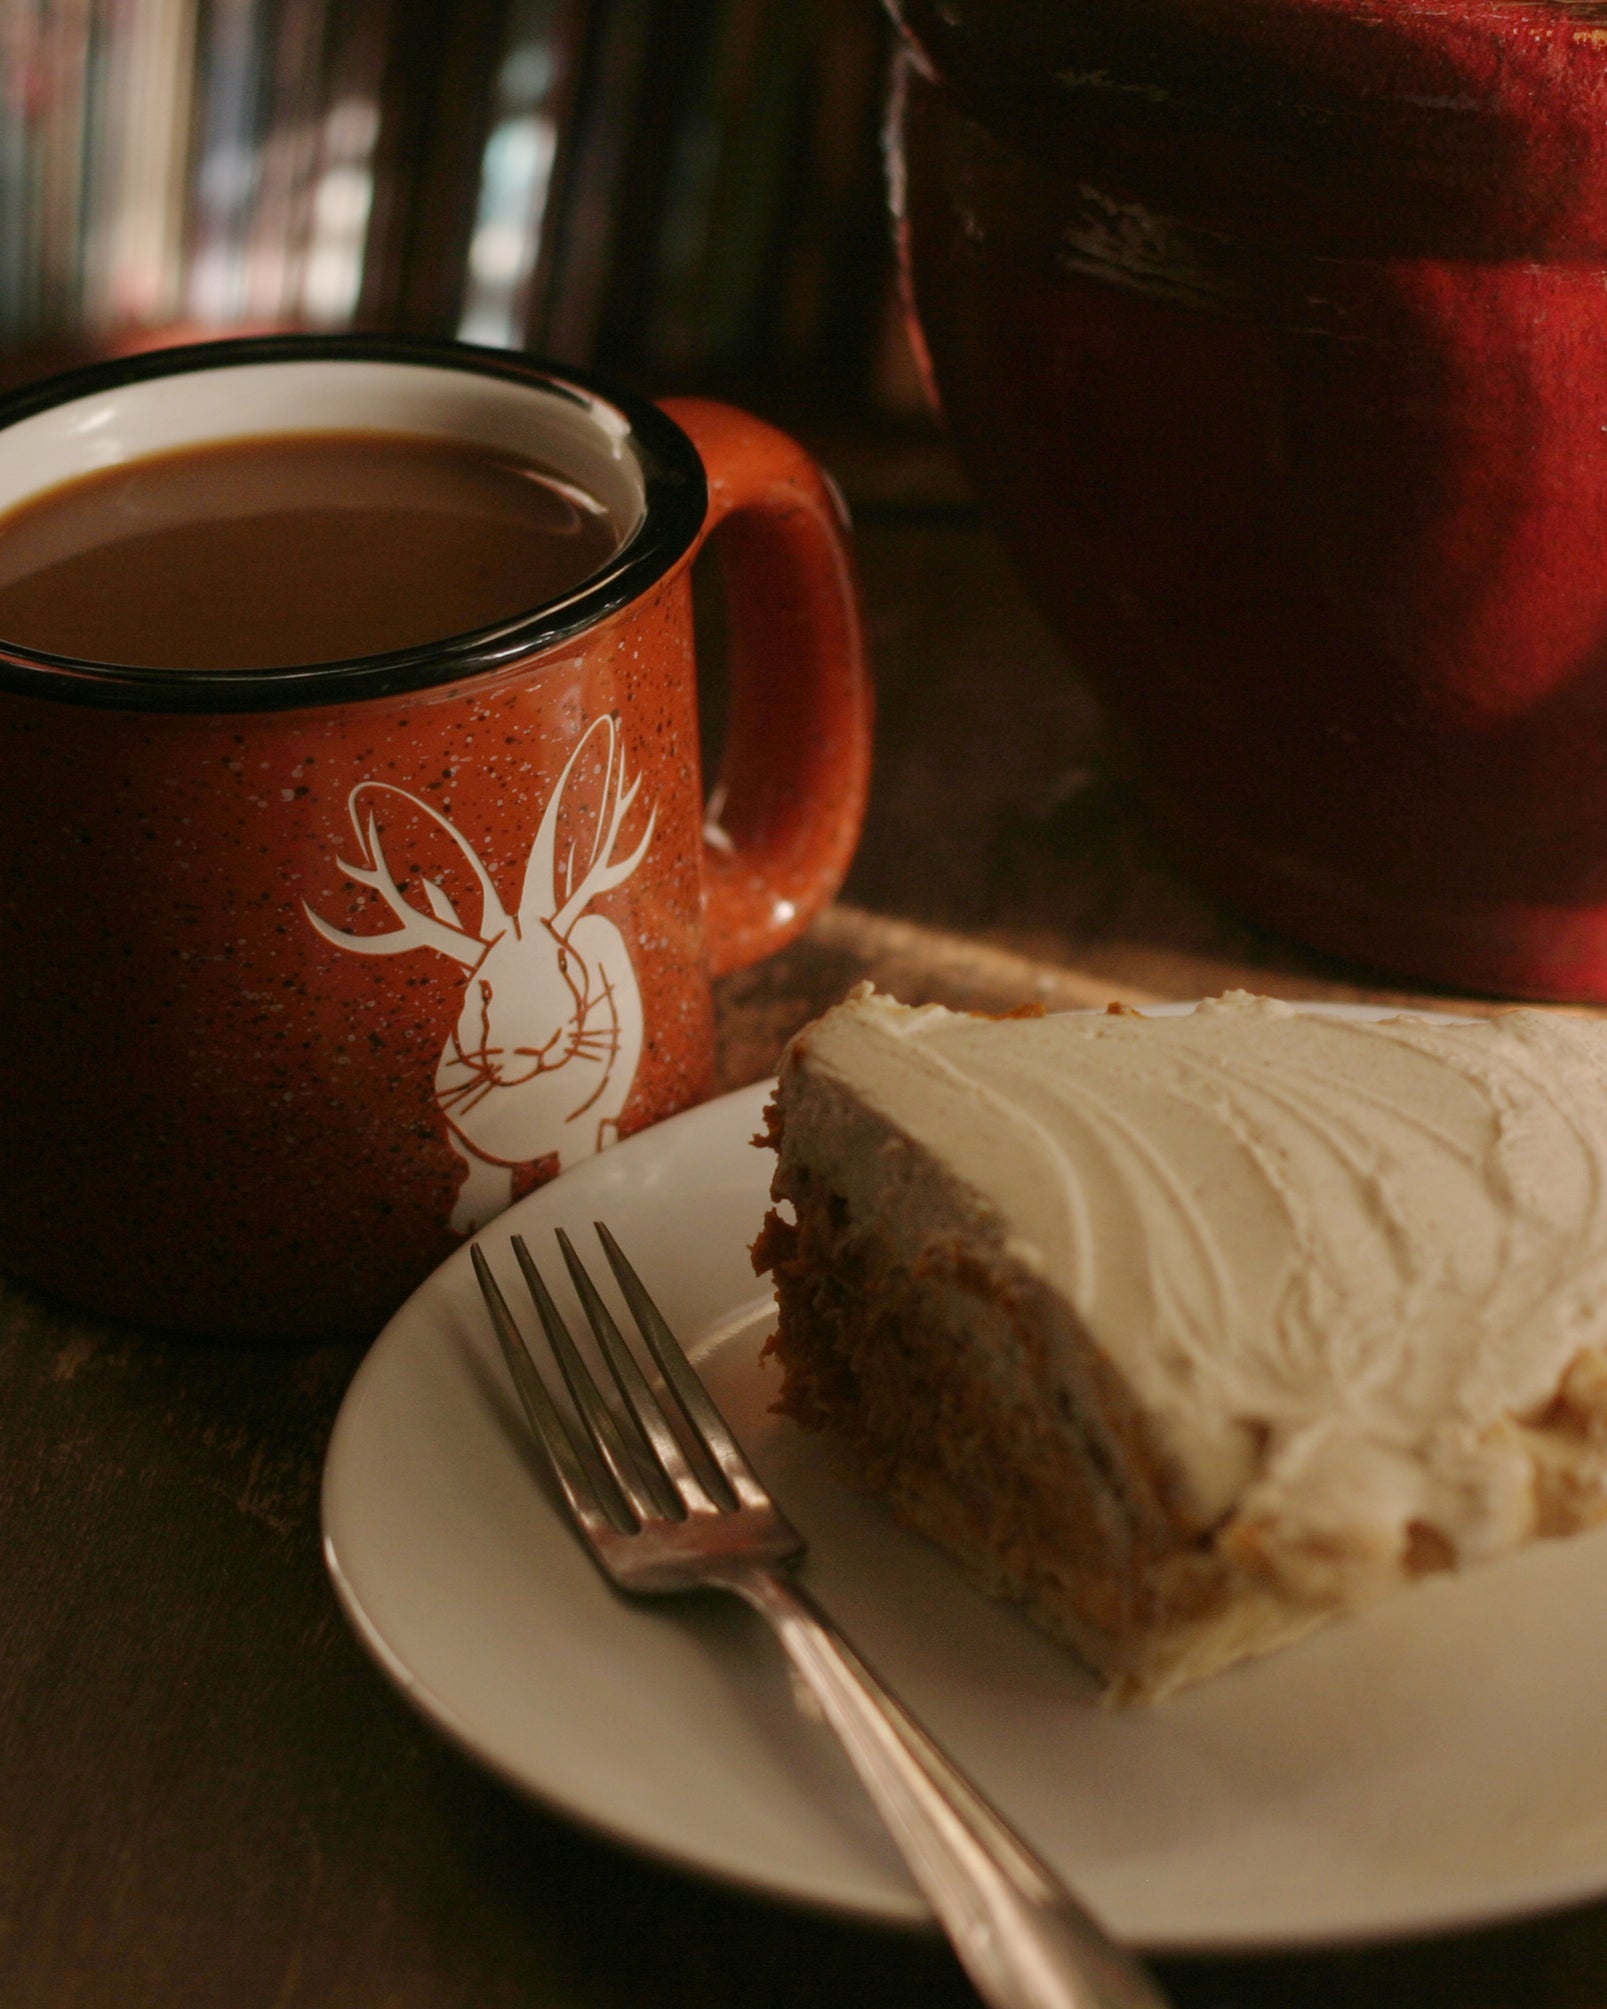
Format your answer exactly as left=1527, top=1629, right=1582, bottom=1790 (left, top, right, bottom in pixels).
left=523, top=715, right=657, bottom=939
left=303, top=783, right=512, bottom=964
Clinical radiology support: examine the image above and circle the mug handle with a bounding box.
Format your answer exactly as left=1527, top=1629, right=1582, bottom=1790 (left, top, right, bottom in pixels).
left=659, top=397, right=873, bottom=979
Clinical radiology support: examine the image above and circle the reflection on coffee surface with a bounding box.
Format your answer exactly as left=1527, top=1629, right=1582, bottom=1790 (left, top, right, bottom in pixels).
left=0, top=431, right=622, bottom=670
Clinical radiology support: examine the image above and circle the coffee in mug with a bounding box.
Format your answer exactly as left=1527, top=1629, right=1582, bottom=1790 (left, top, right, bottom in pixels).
left=0, top=431, right=622, bottom=668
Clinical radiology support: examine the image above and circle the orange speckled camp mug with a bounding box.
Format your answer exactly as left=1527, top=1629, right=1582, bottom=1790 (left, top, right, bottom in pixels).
left=0, top=335, right=870, bottom=1338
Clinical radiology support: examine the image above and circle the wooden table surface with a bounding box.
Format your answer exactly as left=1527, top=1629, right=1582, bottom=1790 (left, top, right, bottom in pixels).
left=6, top=478, right=1606, bottom=2009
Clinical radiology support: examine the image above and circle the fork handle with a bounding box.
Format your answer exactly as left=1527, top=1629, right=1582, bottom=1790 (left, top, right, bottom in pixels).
left=721, top=1566, right=1171, bottom=2009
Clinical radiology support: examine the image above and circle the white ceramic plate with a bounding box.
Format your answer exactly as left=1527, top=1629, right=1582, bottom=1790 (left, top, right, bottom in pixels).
left=322, top=1003, right=1607, bottom=1952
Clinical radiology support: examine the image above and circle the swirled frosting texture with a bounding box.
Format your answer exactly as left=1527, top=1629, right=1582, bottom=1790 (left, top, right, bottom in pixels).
left=790, top=989, right=1607, bottom=1602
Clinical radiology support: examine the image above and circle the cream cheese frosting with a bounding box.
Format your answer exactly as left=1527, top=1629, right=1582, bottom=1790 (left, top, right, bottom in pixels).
left=783, top=987, right=1607, bottom=1606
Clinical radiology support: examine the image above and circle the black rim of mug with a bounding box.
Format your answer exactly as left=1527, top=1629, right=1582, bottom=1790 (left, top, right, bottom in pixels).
left=0, top=333, right=710, bottom=714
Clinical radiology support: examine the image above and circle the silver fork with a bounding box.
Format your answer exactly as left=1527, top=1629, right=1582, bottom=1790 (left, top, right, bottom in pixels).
left=472, top=1223, right=1171, bottom=2009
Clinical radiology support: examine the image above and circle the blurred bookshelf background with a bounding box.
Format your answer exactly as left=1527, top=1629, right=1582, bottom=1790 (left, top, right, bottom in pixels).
left=0, top=0, right=951, bottom=500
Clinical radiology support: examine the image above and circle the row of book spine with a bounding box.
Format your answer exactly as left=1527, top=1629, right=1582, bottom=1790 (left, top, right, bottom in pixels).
left=0, top=0, right=906, bottom=409
left=529, top=0, right=896, bottom=397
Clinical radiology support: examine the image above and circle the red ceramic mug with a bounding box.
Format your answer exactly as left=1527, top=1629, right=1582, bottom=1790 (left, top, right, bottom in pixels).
left=0, top=335, right=870, bottom=1338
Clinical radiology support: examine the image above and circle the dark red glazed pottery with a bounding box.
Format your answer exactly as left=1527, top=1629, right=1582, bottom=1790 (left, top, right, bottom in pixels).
left=891, top=0, right=1607, bottom=998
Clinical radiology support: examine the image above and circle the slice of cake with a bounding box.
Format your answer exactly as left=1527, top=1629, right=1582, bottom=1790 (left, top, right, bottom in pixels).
left=754, top=987, right=1607, bottom=1702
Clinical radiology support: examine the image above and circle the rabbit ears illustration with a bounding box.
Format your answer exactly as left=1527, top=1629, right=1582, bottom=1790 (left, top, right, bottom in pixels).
left=304, top=714, right=656, bottom=966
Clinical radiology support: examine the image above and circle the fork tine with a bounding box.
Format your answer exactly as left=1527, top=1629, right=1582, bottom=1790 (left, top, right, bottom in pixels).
left=471, top=1246, right=620, bottom=1542
left=593, top=1222, right=771, bottom=1511
left=556, top=1229, right=722, bottom=1516
left=508, top=1238, right=672, bottom=1526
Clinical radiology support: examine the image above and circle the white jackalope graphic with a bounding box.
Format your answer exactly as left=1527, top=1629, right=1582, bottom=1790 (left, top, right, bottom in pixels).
left=305, top=715, right=655, bottom=1234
